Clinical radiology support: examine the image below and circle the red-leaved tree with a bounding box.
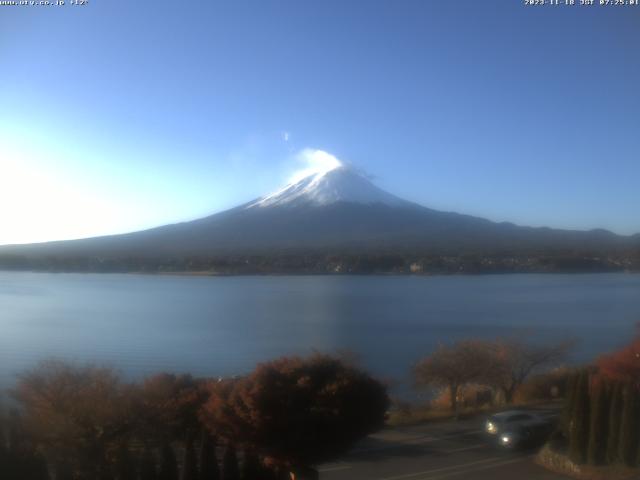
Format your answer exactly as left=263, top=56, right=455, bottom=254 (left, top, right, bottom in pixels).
left=200, top=354, right=389, bottom=479
left=596, top=334, right=640, bottom=387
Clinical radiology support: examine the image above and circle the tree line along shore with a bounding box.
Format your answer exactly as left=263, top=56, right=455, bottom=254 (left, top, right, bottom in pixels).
left=0, top=251, right=639, bottom=275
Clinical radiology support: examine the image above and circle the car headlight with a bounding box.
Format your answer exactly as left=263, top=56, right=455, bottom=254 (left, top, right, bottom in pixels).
left=501, top=434, right=511, bottom=444
left=486, top=422, right=496, bottom=433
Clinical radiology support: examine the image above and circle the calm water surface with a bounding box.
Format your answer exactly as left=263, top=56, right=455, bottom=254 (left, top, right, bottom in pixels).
left=1, top=272, right=639, bottom=395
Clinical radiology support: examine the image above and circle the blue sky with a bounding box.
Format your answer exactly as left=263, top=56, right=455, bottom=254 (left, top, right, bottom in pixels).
left=1, top=1, right=639, bottom=244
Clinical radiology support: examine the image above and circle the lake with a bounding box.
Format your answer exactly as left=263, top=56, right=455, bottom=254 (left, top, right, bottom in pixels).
left=1, top=272, right=639, bottom=397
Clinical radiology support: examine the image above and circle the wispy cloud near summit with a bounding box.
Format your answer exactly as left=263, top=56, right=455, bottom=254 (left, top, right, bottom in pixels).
left=288, top=149, right=343, bottom=184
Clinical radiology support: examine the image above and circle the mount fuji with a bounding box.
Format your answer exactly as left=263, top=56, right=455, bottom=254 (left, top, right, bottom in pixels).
left=1, top=160, right=638, bottom=266
left=245, top=165, right=409, bottom=209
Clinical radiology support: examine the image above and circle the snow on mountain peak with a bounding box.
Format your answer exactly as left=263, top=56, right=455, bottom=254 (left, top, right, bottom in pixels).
left=246, top=150, right=408, bottom=209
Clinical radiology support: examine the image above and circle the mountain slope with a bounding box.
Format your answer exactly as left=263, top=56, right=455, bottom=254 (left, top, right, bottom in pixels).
left=0, top=164, right=638, bottom=260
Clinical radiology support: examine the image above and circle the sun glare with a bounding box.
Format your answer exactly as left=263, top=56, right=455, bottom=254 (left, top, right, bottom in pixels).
left=0, top=145, right=129, bottom=245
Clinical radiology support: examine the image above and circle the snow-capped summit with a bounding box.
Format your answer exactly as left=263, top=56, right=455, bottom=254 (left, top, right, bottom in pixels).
left=247, top=164, right=408, bottom=209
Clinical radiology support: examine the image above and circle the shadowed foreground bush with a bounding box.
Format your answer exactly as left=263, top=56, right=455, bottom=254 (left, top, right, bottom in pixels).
left=1, top=355, right=389, bottom=480
left=201, top=354, right=390, bottom=479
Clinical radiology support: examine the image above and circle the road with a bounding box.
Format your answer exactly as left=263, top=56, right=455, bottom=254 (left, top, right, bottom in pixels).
left=319, top=407, right=567, bottom=480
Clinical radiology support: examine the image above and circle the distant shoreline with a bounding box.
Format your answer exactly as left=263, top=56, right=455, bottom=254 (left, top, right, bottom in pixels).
left=1, top=250, right=638, bottom=276
left=1, top=268, right=639, bottom=277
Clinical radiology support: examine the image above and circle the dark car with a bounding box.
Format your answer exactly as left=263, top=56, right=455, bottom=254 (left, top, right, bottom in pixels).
left=485, top=410, right=555, bottom=449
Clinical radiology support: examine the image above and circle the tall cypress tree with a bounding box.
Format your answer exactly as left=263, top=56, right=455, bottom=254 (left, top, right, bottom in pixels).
left=0, top=440, right=8, bottom=478
left=561, top=372, right=579, bottom=437
left=27, top=452, right=50, bottom=480
left=606, top=382, right=623, bottom=464
left=569, top=370, right=590, bottom=464
left=221, top=446, right=240, bottom=480
left=241, top=450, right=263, bottom=480
left=54, top=460, right=74, bottom=480
left=637, top=431, right=640, bottom=471
left=198, top=432, right=219, bottom=480
left=587, top=381, right=609, bottom=465
left=6, top=448, right=50, bottom=480
left=158, top=443, right=179, bottom=480
left=618, top=383, right=639, bottom=467
left=182, top=437, right=198, bottom=480
left=138, top=447, right=157, bottom=480
left=113, top=443, right=136, bottom=480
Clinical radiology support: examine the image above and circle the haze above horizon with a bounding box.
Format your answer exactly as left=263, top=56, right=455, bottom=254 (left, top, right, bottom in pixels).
left=1, top=1, right=639, bottom=245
